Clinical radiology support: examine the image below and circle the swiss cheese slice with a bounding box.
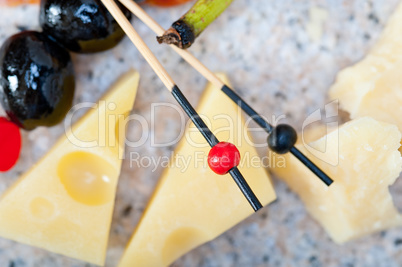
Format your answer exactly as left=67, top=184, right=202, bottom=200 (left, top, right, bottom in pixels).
left=329, top=3, right=402, bottom=130
left=271, top=117, right=402, bottom=243
left=0, top=70, right=140, bottom=265
left=118, top=74, right=276, bottom=266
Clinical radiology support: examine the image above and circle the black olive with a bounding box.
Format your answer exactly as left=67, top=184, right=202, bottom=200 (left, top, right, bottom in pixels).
left=39, top=0, right=132, bottom=53
left=0, top=31, right=75, bottom=130
left=267, top=124, right=297, bottom=154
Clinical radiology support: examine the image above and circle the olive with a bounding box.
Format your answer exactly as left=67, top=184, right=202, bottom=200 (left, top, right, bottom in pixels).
left=0, top=31, right=75, bottom=130
left=39, top=0, right=132, bottom=53
left=267, top=124, right=297, bottom=154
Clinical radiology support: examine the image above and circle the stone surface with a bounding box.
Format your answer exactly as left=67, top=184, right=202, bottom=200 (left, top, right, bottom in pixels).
left=0, top=0, right=401, bottom=266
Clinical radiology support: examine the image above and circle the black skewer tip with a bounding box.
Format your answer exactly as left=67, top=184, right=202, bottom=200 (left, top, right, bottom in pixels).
left=229, top=167, right=263, bottom=211
left=267, top=124, right=334, bottom=186
left=220, top=84, right=334, bottom=187
left=289, top=147, right=334, bottom=186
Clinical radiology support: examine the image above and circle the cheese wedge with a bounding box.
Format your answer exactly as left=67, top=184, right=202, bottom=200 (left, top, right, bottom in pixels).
left=119, top=74, right=276, bottom=267
left=271, top=117, right=402, bottom=243
left=0, top=70, right=140, bottom=265
left=329, top=3, right=402, bottom=130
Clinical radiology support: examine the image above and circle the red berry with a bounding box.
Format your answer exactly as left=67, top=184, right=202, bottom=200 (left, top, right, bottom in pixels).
left=0, top=117, right=21, bottom=172
left=145, top=0, right=192, bottom=7
left=208, top=142, right=241, bottom=175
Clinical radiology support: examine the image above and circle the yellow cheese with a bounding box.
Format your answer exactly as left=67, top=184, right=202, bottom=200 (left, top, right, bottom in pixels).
left=329, top=3, right=402, bottom=130
left=271, top=117, right=402, bottom=243
left=119, top=74, right=276, bottom=267
left=0, top=70, right=140, bottom=265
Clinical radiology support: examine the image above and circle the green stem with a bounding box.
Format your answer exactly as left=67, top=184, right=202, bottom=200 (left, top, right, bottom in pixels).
left=157, top=0, right=234, bottom=49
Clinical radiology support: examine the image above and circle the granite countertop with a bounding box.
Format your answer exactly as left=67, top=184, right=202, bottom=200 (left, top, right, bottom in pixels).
left=1, top=0, right=402, bottom=266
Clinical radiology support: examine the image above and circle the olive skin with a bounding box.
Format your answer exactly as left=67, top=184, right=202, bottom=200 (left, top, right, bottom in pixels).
left=0, top=31, right=75, bottom=130
left=40, top=0, right=131, bottom=53
left=267, top=124, right=297, bottom=154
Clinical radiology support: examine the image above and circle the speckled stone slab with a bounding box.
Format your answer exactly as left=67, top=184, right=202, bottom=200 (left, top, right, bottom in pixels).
left=0, top=1, right=402, bottom=266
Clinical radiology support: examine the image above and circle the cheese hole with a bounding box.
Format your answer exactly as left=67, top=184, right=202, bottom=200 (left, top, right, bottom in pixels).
left=58, top=151, right=116, bottom=206
left=162, top=227, right=209, bottom=265
left=30, top=197, right=55, bottom=219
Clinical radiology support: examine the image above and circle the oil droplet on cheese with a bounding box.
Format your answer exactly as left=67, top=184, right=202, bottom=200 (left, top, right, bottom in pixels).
left=30, top=197, right=55, bottom=219
left=58, top=151, right=116, bottom=206
left=161, top=227, right=209, bottom=265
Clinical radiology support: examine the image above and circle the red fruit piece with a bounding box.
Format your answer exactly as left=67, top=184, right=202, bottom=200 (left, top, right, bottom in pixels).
left=0, top=117, right=21, bottom=172
left=208, top=142, right=241, bottom=175
left=0, top=0, right=39, bottom=6
left=144, top=0, right=192, bottom=7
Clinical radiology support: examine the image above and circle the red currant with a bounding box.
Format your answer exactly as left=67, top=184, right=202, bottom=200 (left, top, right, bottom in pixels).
left=208, top=142, right=241, bottom=175
left=1, top=0, right=39, bottom=6
left=0, top=117, right=21, bottom=172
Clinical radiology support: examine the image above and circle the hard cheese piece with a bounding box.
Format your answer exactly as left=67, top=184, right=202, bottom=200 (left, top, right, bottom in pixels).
left=329, top=3, right=402, bottom=130
left=119, top=74, right=276, bottom=267
left=0, top=70, right=140, bottom=265
left=271, top=117, right=402, bottom=243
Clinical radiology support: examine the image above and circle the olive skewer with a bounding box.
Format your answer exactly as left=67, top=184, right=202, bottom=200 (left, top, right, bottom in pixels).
left=100, top=0, right=263, bottom=211
left=117, top=0, right=334, bottom=186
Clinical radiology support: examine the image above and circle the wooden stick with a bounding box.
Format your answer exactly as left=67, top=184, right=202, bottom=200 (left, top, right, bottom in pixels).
left=118, top=0, right=225, bottom=88
left=117, top=0, right=334, bottom=187
left=100, top=0, right=175, bottom=91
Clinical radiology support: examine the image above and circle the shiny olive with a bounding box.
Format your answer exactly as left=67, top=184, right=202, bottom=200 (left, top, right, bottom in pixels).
left=0, top=31, right=75, bottom=130
left=267, top=124, right=297, bottom=154
left=39, top=0, right=131, bottom=53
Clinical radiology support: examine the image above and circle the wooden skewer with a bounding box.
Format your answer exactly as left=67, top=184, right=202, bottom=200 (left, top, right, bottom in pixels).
left=117, top=0, right=334, bottom=187
left=101, top=0, right=174, bottom=91
left=118, top=0, right=224, bottom=88
left=100, top=0, right=263, bottom=211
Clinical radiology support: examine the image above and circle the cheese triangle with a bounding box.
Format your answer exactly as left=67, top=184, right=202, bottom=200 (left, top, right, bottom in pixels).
left=0, top=70, right=140, bottom=265
left=119, top=74, right=276, bottom=267
left=329, top=3, right=402, bottom=130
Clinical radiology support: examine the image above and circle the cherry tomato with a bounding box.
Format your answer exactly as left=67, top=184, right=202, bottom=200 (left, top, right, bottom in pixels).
left=0, top=0, right=39, bottom=6
left=144, top=0, right=192, bottom=7
left=0, top=117, right=21, bottom=172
